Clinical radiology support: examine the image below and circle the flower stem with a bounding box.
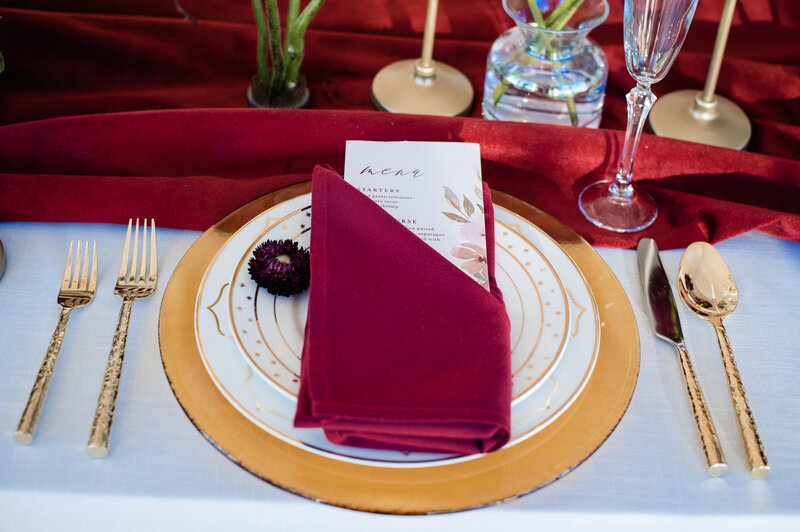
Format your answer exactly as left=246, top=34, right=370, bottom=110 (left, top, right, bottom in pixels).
left=545, top=0, right=585, bottom=126
left=545, top=0, right=583, bottom=28
left=286, top=0, right=300, bottom=42
left=295, top=0, right=326, bottom=33
left=283, top=0, right=301, bottom=86
left=492, top=80, right=509, bottom=107
left=526, top=0, right=546, bottom=27
left=285, top=0, right=326, bottom=87
left=263, top=0, right=284, bottom=95
left=251, top=0, right=270, bottom=86
left=564, top=88, right=579, bottom=125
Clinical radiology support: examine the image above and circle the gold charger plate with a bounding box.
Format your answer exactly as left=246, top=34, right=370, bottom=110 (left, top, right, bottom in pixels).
left=159, top=182, right=640, bottom=514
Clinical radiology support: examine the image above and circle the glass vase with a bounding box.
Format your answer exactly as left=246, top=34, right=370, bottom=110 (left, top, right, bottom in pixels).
left=483, top=0, right=609, bottom=127
left=247, top=75, right=310, bottom=109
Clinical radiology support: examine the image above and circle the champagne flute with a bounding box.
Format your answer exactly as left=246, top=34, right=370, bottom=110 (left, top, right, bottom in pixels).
left=579, top=0, right=698, bottom=232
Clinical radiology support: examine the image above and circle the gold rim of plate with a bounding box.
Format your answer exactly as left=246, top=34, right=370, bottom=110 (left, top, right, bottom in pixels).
left=158, top=182, right=640, bottom=515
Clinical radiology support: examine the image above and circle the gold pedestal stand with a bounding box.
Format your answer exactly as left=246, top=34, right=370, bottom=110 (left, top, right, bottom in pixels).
left=371, top=0, right=473, bottom=117
left=649, top=90, right=751, bottom=150
left=372, top=59, right=473, bottom=117
left=649, top=0, right=751, bottom=150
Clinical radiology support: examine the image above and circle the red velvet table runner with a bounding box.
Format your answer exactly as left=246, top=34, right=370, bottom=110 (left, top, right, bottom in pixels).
left=0, top=109, right=798, bottom=249
left=1, top=0, right=798, bottom=160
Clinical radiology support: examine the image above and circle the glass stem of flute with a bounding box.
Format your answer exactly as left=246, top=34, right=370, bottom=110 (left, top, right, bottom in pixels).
left=613, top=83, right=656, bottom=196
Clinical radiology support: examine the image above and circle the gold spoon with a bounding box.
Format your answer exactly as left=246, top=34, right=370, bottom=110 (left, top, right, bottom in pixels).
left=677, top=242, right=770, bottom=479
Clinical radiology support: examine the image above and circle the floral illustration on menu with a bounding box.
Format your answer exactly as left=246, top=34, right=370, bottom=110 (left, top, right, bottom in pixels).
left=443, top=173, right=489, bottom=288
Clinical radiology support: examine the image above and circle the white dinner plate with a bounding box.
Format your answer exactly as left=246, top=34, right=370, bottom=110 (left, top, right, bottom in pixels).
left=227, top=198, right=570, bottom=405
left=194, top=194, right=599, bottom=468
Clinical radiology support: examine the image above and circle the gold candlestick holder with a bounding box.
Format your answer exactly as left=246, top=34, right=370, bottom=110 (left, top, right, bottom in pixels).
left=649, top=0, right=751, bottom=150
left=371, top=0, right=473, bottom=116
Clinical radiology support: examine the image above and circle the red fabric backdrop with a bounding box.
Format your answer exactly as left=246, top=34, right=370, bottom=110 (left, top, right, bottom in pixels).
left=0, top=1, right=798, bottom=247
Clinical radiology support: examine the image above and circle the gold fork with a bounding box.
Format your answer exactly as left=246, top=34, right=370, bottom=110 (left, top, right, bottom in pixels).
left=14, top=241, right=98, bottom=444
left=87, top=219, right=157, bottom=458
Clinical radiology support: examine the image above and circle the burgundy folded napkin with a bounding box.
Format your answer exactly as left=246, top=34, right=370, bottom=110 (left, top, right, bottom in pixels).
left=294, top=165, right=512, bottom=455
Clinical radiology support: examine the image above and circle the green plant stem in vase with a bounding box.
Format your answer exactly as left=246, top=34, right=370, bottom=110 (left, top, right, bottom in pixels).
left=249, top=0, right=326, bottom=108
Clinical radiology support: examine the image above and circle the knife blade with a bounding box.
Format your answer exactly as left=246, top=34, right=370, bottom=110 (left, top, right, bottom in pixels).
left=0, top=239, right=5, bottom=280
left=637, top=238, right=728, bottom=477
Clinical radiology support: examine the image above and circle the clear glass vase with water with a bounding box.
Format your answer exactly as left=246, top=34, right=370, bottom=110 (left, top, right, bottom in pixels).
left=483, top=0, right=609, bottom=127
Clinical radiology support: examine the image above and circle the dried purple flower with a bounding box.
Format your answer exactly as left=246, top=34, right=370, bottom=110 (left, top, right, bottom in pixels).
left=248, top=239, right=310, bottom=296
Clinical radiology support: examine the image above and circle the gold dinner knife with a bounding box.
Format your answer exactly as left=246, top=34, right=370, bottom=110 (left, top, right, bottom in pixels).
left=637, top=238, right=727, bottom=476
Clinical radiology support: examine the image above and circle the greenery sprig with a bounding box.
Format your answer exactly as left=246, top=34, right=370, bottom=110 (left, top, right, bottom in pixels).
left=252, top=0, right=326, bottom=99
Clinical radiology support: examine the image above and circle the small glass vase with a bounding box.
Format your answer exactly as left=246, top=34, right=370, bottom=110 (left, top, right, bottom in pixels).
left=247, top=75, right=310, bottom=109
left=483, top=0, right=609, bottom=127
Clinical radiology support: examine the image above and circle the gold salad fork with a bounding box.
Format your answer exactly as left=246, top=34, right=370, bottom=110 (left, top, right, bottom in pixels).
left=87, top=219, right=157, bottom=458
left=14, top=241, right=98, bottom=444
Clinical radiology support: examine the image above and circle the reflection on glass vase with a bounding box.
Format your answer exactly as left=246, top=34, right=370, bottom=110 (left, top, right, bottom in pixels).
left=483, top=0, right=609, bottom=127
left=247, top=75, right=310, bottom=109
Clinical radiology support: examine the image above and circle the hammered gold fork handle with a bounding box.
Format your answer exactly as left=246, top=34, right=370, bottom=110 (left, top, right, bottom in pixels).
left=87, top=297, right=134, bottom=458
left=14, top=307, right=74, bottom=444
left=676, top=342, right=728, bottom=476
left=712, top=320, right=770, bottom=479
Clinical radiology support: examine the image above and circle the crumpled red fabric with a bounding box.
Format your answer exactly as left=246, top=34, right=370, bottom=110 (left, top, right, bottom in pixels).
left=0, top=0, right=798, bottom=160
left=0, top=1, right=798, bottom=247
left=0, top=108, right=797, bottom=249
left=293, top=165, right=511, bottom=454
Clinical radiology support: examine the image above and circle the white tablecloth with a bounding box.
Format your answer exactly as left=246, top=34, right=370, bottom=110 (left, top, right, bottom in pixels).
left=1, top=222, right=798, bottom=530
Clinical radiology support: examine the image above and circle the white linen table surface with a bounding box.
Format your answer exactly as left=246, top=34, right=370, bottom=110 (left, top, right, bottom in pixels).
left=0, top=221, right=798, bottom=531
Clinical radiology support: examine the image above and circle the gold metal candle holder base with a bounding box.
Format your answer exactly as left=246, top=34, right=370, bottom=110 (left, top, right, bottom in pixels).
left=371, top=59, right=473, bottom=117
left=649, top=90, right=751, bottom=150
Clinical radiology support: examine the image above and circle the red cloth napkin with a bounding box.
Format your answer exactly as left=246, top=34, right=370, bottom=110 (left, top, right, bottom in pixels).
left=294, top=165, right=512, bottom=454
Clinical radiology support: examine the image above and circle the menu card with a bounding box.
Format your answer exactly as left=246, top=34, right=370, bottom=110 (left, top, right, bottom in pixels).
left=344, top=141, right=489, bottom=289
